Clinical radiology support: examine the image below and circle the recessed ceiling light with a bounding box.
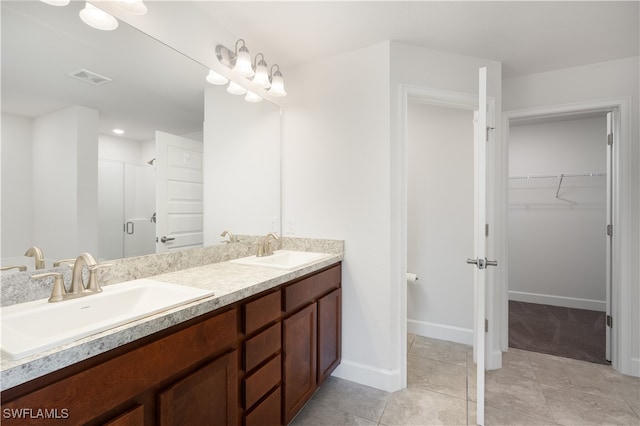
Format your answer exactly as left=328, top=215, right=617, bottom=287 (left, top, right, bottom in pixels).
left=113, top=129, right=125, bottom=135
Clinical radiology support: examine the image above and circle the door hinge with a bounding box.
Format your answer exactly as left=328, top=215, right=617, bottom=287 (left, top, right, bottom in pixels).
left=486, top=127, right=495, bottom=142
left=606, top=315, right=613, bottom=328
left=485, top=224, right=489, bottom=237
left=484, top=319, right=488, bottom=333
left=607, top=224, right=613, bottom=236
left=607, top=133, right=613, bottom=146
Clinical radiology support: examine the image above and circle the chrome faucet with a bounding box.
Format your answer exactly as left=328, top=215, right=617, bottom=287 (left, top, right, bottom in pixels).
left=24, top=246, right=45, bottom=270
left=257, top=233, right=279, bottom=257
left=220, top=230, right=238, bottom=243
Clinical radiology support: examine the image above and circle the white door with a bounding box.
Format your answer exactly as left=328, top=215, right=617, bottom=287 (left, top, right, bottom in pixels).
left=605, top=111, right=614, bottom=361
left=155, top=131, right=204, bottom=253
left=466, top=67, right=495, bottom=426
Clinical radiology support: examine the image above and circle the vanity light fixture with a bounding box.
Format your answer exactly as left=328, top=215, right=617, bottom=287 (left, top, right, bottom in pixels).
left=267, top=65, right=287, bottom=97
left=244, top=91, right=263, bottom=103
left=112, top=0, right=148, bottom=16
left=252, top=54, right=271, bottom=89
left=215, top=39, right=287, bottom=100
left=227, top=81, right=248, bottom=96
left=112, top=128, right=125, bottom=135
left=206, top=69, right=228, bottom=85
left=40, top=0, right=71, bottom=6
left=79, top=2, right=119, bottom=31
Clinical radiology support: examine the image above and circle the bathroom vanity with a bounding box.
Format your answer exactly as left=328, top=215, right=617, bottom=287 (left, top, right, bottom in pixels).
left=0, top=253, right=342, bottom=425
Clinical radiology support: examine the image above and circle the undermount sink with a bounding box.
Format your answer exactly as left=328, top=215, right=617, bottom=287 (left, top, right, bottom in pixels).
left=230, top=250, right=332, bottom=270
left=1, top=279, right=213, bottom=361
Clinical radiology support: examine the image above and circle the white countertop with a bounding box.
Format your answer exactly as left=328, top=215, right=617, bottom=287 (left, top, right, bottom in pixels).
left=0, top=253, right=342, bottom=392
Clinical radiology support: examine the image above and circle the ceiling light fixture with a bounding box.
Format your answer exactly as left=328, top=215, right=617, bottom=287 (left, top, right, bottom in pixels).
left=79, top=2, right=119, bottom=31
left=206, top=69, right=228, bottom=85
left=112, top=0, right=148, bottom=15
left=113, top=128, right=125, bottom=135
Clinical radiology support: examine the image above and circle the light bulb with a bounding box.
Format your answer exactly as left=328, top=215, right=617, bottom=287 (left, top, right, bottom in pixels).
left=244, top=91, right=263, bottom=103
left=79, top=3, right=119, bottom=31
left=227, top=81, right=247, bottom=95
left=206, top=69, right=228, bottom=85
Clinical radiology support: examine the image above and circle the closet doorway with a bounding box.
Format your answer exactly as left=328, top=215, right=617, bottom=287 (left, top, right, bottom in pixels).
left=506, top=110, right=613, bottom=365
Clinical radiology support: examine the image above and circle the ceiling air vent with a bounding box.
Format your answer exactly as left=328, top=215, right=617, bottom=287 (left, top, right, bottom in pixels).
left=68, top=69, right=112, bottom=86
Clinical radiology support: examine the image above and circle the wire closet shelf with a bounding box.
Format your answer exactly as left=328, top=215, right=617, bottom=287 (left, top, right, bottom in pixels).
left=508, top=172, right=606, bottom=199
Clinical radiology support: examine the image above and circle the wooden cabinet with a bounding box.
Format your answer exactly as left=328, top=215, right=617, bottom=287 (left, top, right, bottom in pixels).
left=283, top=264, right=342, bottom=424
left=158, top=351, right=238, bottom=426
left=1, top=262, right=341, bottom=426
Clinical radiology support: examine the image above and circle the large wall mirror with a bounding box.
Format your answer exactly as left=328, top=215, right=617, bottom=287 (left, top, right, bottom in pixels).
left=1, top=1, right=281, bottom=271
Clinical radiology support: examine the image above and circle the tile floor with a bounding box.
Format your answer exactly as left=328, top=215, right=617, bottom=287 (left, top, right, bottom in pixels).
left=290, top=334, right=640, bottom=425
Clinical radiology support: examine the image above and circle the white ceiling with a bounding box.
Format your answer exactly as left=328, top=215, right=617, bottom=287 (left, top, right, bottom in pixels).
left=195, top=1, right=639, bottom=78
left=2, top=1, right=638, bottom=142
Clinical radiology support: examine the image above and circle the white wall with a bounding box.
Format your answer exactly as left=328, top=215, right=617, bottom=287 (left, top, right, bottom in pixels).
left=282, top=41, right=393, bottom=388
left=407, top=103, right=474, bottom=343
left=202, top=88, right=281, bottom=245
left=503, top=56, right=639, bottom=376
left=32, top=106, right=99, bottom=260
left=508, top=116, right=607, bottom=311
left=1, top=113, right=33, bottom=257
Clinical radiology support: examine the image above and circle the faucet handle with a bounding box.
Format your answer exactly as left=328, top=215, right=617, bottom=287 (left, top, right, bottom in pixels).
left=32, top=272, right=66, bottom=303
left=1, top=265, right=27, bottom=272
left=54, top=258, right=76, bottom=267
left=87, top=263, right=112, bottom=293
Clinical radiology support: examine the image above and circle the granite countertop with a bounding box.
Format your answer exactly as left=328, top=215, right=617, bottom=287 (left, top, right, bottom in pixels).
left=1, top=252, right=342, bottom=392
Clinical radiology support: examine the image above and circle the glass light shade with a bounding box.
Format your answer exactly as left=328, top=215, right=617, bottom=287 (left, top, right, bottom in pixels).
left=233, top=46, right=254, bottom=78
left=268, top=71, right=287, bottom=97
left=252, top=60, right=271, bottom=89
left=113, top=0, right=148, bottom=15
left=206, top=69, right=228, bottom=85
left=40, top=0, right=71, bottom=6
left=244, top=91, right=263, bottom=103
left=79, top=3, right=119, bottom=31
left=227, top=81, right=247, bottom=95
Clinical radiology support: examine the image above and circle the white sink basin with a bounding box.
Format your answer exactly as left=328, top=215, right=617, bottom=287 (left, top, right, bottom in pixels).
left=1, top=279, right=213, bottom=360
left=230, top=250, right=331, bottom=270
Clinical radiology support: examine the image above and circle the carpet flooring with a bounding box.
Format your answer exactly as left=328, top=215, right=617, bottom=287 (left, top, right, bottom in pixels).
left=509, top=300, right=609, bottom=365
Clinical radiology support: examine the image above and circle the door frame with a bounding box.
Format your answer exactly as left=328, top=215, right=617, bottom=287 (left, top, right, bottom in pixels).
left=399, top=83, right=500, bottom=390
left=500, top=97, right=633, bottom=375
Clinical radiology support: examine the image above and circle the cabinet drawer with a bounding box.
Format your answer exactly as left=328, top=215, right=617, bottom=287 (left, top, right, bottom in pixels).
left=103, top=405, right=144, bottom=426
left=284, top=265, right=341, bottom=313
left=244, top=290, right=281, bottom=335
left=244, top=322, right=281, bottom=373
left=244, top=386, right=281, bottom=426
left=243, top=354, right=281, bottom=410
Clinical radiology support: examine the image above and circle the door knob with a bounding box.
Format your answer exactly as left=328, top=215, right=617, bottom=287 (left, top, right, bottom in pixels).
left=466, top=258, right=498, bottom=269
left=160, top=236, right=175, bottom=243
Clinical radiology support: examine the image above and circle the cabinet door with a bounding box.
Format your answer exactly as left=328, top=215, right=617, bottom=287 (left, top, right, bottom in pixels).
left=283, top=303, right=317, bottom=424
left=158, top=351, right=238, bottom=426
left=318, top=288, right=341, bottom=385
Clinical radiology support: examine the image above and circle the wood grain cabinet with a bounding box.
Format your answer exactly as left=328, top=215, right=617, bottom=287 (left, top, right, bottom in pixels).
left=0, top=262, right=341, bottom=426
left=283, top=264, right=342, bottom=424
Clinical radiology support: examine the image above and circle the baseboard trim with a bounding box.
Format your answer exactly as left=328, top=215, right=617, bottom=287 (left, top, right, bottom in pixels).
left=630, top=357, right=640, bottom=378
left=330, top=359, right=402, bottom=392
left=509, top=291, right=606, bottom=312
left=407, top=319, right=473, bottom=346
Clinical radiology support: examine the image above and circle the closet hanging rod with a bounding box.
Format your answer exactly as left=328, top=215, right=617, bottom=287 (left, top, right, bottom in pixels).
left=508, top=172, right=606, bottom=180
